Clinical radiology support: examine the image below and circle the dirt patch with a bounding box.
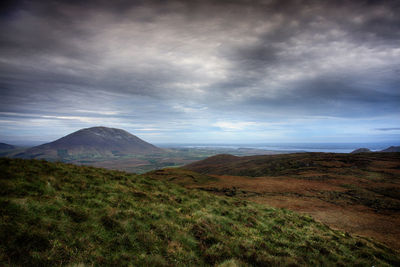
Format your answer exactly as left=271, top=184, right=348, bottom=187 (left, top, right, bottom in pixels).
left=190, top=174, right=400, bottom=251
left=253, top=196, right=400, bottom=251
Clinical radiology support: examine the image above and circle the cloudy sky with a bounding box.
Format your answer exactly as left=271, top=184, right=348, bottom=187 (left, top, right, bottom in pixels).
left=0, top=0, right=399, bottom=145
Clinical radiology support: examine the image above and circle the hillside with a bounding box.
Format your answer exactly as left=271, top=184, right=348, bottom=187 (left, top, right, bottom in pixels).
left=0, top=143, right=19, bottom=157
left=1, top=158, right=399, bottom=266
left=351, top=148, right=371, bottom=153
left=184, top=152, right=400, bottom=177
left=178, top=152, right=400, bottom=250
left=381, top=146, right=400, bottom=152
left=15, top=126, right=163, bottom=160
left=0, top=143, right=16, bottom=150
left=349, top=146, right=400, bottom=153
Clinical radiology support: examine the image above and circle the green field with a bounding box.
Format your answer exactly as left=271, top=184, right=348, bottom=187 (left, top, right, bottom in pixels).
left=1, top=158, right=399, bottom=266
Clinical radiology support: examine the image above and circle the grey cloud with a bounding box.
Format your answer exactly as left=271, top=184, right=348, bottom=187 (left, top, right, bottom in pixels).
left=0, top=0, right=399, bottom=143
left=375, top=128, right=400, bottom=131
left=222, top=72, right=400, bottom=118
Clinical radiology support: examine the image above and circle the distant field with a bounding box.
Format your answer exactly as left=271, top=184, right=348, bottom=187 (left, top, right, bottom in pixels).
left=4, top=145, right=294, bottom=174
left=150, top=152, right=400, bottom=251
left=68, top=147, right=292, bottom=173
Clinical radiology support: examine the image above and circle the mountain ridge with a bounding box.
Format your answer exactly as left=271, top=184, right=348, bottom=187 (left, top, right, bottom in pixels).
left=184, top=151, right=400, bottom=177
left=0, top=143, right=16, bottom=150
left=350, top=146, right=400, bottom=153
left=351, top=148, right=371, bottom=153
left=381, top=146, right=400, bottom=152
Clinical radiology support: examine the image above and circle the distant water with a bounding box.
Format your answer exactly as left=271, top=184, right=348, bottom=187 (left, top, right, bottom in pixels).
left=158, top=142, right=398, bottom=153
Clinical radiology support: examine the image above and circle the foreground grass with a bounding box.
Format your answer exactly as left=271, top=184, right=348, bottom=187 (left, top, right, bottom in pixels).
left=0, top=158, right=399, bottom=266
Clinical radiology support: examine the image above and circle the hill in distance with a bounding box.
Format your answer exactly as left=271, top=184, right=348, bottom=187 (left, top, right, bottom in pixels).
left=1, top=158, right=399, bottom=266
left=183, top=151, right=400, bottom=177
left=16, top=126, right=163, bottom=160
left=381, top=146, right=400, bottom=152
left=0, top=143, right=22, bottom=158
left=351, top=148, right=371, bottom=153
left=0, top=143, right=16, bottom=151
left=350, top=146, right=400, bottom=153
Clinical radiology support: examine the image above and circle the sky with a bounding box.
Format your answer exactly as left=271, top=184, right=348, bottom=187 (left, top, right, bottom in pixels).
left=0, top=0, right=399, bottom=145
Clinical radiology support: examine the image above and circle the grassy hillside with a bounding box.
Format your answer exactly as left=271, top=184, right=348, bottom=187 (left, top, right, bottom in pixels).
left=179, top=152, right=400, bottom=250
left=1, top=158, right=399, bottom=266
left=184, top=152, right=400, bottom=178
left=145, top=168, right=218, bottom=186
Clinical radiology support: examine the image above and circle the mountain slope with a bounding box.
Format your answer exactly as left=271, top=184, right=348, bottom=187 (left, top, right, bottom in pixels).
left=180, top=152, right=400, bottom=250
left=0, top=143, right=16, bottom=151
left=349, top=146, right=400, bottom=153
left=16, top=126, right=163, bottom=159
left=184, top=152, right=400, bottom=177
left=381, top=146, right=400, bottom=152
left=351, top=148, right=371, bottom=153
left=1, top=158, right=399, bottom=266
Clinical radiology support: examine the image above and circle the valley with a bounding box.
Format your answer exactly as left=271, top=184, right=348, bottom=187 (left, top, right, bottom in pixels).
left=72, top=146, right=293, bottom=173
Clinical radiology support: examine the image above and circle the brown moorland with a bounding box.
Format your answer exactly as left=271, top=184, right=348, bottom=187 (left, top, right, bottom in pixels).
left=147, top=152, right=400, bottom=251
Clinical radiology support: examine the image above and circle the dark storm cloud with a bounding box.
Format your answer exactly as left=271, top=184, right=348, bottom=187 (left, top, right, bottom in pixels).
left=239, top=74, right=400, bottom=117
left=0, top=0, right=399, bottom=142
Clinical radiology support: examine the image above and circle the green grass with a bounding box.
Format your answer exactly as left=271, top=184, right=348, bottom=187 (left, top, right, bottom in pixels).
left=1, top=158, right=399, bottom=266
left=145, top=168, right=218, bottom=186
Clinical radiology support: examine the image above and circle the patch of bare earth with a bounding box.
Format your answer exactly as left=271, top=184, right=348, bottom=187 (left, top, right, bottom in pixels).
left=188, top=174, right=400, bottom=251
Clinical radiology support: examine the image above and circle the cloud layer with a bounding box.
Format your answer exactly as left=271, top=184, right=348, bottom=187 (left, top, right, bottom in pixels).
left=0, top=0, right=399, bottom=144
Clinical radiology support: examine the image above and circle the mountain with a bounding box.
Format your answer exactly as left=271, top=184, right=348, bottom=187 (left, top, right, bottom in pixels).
left=1, top=158, right=399, bottom=266
left=0, top=142, right=16, bottom=150
left=381, top=146, right=400, bottom=152
left=351, top=148, right=371, bottom=153
left=16, top=126, right=163, bottom=159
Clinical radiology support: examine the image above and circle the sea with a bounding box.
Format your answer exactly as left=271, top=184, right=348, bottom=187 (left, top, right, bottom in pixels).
left=158, top=142, right=399, bottom=153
